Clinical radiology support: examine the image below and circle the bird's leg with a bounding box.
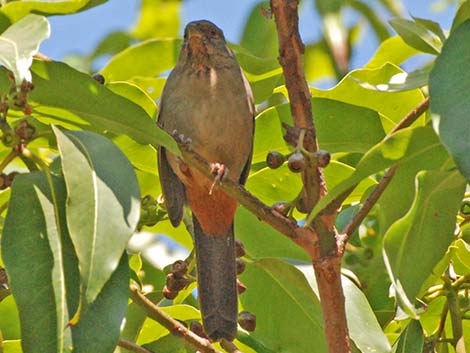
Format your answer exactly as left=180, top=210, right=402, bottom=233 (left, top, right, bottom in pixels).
left=209, top=162, right=228, bottom=195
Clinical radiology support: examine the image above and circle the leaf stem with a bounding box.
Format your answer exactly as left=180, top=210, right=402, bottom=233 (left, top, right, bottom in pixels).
left=0, top=149, right=18, bottom=174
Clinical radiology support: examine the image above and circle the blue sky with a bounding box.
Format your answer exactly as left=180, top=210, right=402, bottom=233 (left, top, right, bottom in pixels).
left=41, top=0, right=457, bottom=71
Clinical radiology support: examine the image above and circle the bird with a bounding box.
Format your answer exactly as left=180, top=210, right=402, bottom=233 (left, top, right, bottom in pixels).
left=157, top=20, right=255, bottom=341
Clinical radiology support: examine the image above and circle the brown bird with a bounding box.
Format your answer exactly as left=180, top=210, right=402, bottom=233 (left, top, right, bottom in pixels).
left=157, top=20, right=254, bottom=341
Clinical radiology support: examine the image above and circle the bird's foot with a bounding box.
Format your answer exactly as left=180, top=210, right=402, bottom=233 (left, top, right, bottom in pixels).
left=209, top=162, right=228, bottom=195
left=171, top=130, right=193, bottom=152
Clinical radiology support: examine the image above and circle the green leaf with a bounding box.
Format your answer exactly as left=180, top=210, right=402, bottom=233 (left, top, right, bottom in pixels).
left=0, top=0, right=105, bottom=22
left=304, top=40, right=336, bottom=83
left=377, top=141, right=450, bottom=234
left=72, top=254, right=129, bottom=353
left=106, top=81, right=157, bottom=118
left=411, top=16, right=446, bottom=43
left=429, top=20, right=470, bottom=182
left=353, top=68, right=430, bottom=92
left=100, top=39, right=182, bottom=82
left=342, top=277, right=392, bottom=353
left=240, top=2, right=278, bottom=58
left=2, top=172, right=73, bottom=353
left=143, top=334, right=194, bottom=353
left=389, top=18, right=442, bottom=55
left=239, top=259, right=327, bottom=353
left=54, top=127, right=140, bottom=305
left=451, top=1, right=470, bottom=32
left=0, top=296, right=20, bottom=339
left=383, top=170, right=466, bottom=317
left=308, top=126, right=442, bottom=222
left=0, top=14, right=50, bottom=86
left=2, top=340, right=22, bottom=353
left=26, top=61, right=178, bottom=154
left=366, top=36, right=420, bottom=69
left=394, top=320, right=424, bottom=353
left=252, top=98, right=385, bottom=165
left=315, top=0, right=345, bottom=15
left=132, top=0, right=180, bottom=40
left=302, top=63, right=425, bottom=132
left=89, top=31, right=133, bottom=61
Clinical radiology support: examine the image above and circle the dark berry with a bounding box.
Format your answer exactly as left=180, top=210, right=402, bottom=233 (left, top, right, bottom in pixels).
left=236, top=258, right=246, bottom=275
left=237, top=279, right=247, bottom=294
left=235, top=239, right=246, bottom=258
left=162, top=285, right=178, bottom=300
left=171, top=260, right=188, bottom=277
left=287, top=152, right=305, bottom=173
left=315, top=150, right=331, bottom=168
left=238, top=311, right=256, bottom=332
left=189, top=321, right=207, bottom=338
left=266, top=151, right=285, bottom=169
left=92, top=74, right=105, bottom=84
left=166, top=273, right=188, bottom=292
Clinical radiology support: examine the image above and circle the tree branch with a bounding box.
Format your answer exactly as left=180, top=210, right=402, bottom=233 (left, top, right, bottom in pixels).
left=118, top=338, right=155, bottom=353
left=179, top=146, right=320, bottom=260
left=270, top=0, right=326, bottom=212
left=129, top=285, right=222, bottom=353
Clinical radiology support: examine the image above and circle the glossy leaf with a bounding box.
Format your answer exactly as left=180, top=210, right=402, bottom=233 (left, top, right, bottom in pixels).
left=429, top=21, right=470, bottom=182
left=27, top=61, right=178, bottom=154
left=304, top=40, right=336, bottom=82
left=0, top=15, right=50, bottom=86
left=54, top=127, right=140, bottom=305
left=72, top=254, right=129, bottom=353
left=2, top=172, right=73, bottom=353
left=100, top=39, right=182, bottom=82
left=366, top=36, right=420, bottom=69
left=389, top=18, right=441, bottom=55
left=308, top=126, right=442, bottom=222
left=2, top=340, right=22, bottom=353
left=412, top=16, right=446, bottom=43
left=0, top=296, right=20, bottom=339
left=394, top=320, right=424, bottom=353
left=383, top=170, right=466, bottom=316
left=0, top=0, right=105, bottom=22
left=239, top=259, right=327, bottom=353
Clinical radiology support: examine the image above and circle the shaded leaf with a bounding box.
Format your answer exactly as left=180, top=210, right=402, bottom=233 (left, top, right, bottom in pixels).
left=451, top=1, right=470, bottom=32
left=89, top=31, right=133, bottom=61
left=239, top=259, right=327, bottom=353
left=394, top=320, right=424, bottom=353
left=383, top=170, right=466, bottom=317
left=54, top=127, right=140, bottom=305
left=72, top=254, right=130, bottom=353
left=2, top=172, right=73, bottom=353
left=389, top=18, right=441, bottom=55
left=412, top=16, right=446, bottom=43
left=348, top=0, right=390, bottom=42
left=429, top=20, right=470, bottom=182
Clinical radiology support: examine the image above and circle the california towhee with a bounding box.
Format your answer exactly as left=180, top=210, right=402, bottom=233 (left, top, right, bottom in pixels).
left=157, top=20, right=254, bottom=341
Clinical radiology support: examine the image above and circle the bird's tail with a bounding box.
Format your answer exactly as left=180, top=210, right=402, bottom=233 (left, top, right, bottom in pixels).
left=193, top=215, right=237, bottom=341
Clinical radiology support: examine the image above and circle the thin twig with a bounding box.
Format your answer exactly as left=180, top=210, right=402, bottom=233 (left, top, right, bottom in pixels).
left=129, top=285, right=222, bottom=353
left=336, top=96, right=431, bottom=252
left=117, top=338, right=155, bottom=353
left=0, top=149, right=18, bottom=173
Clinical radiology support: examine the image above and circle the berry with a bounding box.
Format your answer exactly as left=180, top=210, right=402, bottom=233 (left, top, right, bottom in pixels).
left=266, top=151, right=285, bottom=169
left=238, top=311, right=256, bottom=332
left=315, top=150, right=331, bottom=168
left=287, top=152, right=305, bottom=173
left=235, top=239, right=246, bottom=258
left=236, top=258, right=246, bottom=275
left=237, top=279, right=247, bottom=294
left=92, top=74, right=105, bottom=84
left=189, top=321, right=207, bottom=338
left=162, top=285, right=178, bottom=300
left=166, top=273, right=188, bottom=292
left=171, top=260, right=188, bottom=277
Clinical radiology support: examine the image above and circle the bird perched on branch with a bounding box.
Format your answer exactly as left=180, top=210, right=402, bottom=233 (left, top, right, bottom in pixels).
left=157, top=20, right=254, bottom=341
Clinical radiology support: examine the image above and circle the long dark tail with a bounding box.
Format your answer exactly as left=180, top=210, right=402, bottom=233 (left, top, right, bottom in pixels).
left=193, top=215, right=237, bottom=341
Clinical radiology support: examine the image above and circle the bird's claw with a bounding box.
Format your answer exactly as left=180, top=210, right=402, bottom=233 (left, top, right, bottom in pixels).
left=209, top=162, right=228, bottom=195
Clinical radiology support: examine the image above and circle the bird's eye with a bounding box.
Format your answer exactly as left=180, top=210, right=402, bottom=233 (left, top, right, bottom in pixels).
left=210, top=29, right=217, bottom=37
